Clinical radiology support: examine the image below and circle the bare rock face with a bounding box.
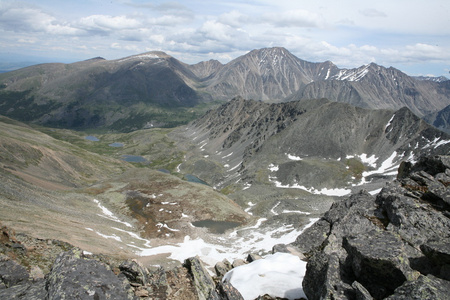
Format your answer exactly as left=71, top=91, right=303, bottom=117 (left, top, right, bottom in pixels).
left=46, top=249, right=135, bottom=300
left=294, top=155, right=450, bottom=300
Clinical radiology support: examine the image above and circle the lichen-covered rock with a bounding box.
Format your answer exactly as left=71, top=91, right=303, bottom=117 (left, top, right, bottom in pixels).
left=343, top=230, right=417, bottom=299
left=385, top=274, right=450, bottom=300
left=296, top=155, right=450, bottom=300
left=184, top=256, right=219, bottom=300
left=46, top=249, right=135, bottom=300
left=0, top=254, right=29, bottom=289
left=0, top=280, right=46, bottom=300
left=216, top=281, right=244, bottom=300
left=119, top=260, right=150, bottom=286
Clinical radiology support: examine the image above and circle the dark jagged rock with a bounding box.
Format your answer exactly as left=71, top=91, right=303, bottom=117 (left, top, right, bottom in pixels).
left=216, top=281, right=244, bottom=300
left=119, top=260, right=150, bottom=286
left=385, top=275, right=450, bottom=300
left=184, top=256, right=219, bottom=300
left=352, top=281, right=373, bottom=300
left=294, top=155, right=450, bottom=300
left=343, top=231, right=417, bottom=299
left=46, top=249, right=135, bottom=299
left=0, top=280, right=47, bottom=300
left=0, top=254, right=29, bottom=289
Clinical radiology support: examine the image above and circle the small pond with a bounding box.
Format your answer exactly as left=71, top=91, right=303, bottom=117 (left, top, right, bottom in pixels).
left=85, top=135, right=100, bottom=142
left=191, top=220, right=241, bottom=234
left=121, top=155, right=148, bottom=163
left=109, top=142, right=124, bottom=147
left=184, top=174, right=209, bottom=185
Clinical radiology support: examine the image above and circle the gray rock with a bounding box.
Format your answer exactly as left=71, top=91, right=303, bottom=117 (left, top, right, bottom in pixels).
left=0, top=280, right=46, bottom=300
left=46, top=249, right=134, bottom=300
left=119, top=260, right=150, bottom=286
left=216, top=280, right=244, bottom=300
left=421, top=238, right=450, bottom=266
left=385, top=274, right=450, bottom=300
left=343, top=230, right=416, bottom=299
left=0, top=255, right=29, bottom=288
left=215, top=260, right=232, bottom=277
left=184, top=256, right=219, bottom=300
left=231, top=259, right=246, bottom=268
left=352, top=281, right=373, bottom=300
left=298, top=156, right=450, bottom=300
left=291, top=218, right=330, bottom=255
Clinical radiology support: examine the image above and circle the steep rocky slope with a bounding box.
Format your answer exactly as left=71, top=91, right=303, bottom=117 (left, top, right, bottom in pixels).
left=174, top=97, right=450, bottom=194
left=424, top=104, right=450, bottom=134
left=291, top=155, right=450, bottom=300
left=198, top=47, right=339, bottom=101
left=288, top=62, right=450, bottom=117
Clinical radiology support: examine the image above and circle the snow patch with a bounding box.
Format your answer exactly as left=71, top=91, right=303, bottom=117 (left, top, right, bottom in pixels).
left=222, top=152, right=233, bottom=159
left=385, top=114, right=395, bottom=132
left=286, top=153, right=302, bottom=161
left=369, top=188, right=382, bottom=195
left=156, top=223, right=179, bottom=232
left=223, top=252, right=307, bottom=300
left=268, top=164, right=279, bottom=172
left=93, top=199, right=132, bottom=228
left=139, top=218, right=318, bottom=269
left=357, top=151, right=399, bottom=185
left=228, top=162, right=242, bottom=172
left=272, top=181, right=351, bottom=196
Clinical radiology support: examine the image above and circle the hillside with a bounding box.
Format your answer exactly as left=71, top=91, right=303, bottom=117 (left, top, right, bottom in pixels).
left=0, top=116, right=251, bottom=261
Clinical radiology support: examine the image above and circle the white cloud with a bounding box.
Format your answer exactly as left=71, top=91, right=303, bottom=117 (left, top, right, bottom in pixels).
left=359, top=8, right=387, bottom=18
left=0, top=4, right=83, bottom=35
left=262, top=9, right=325, bottom=28
left=79, top=15, right=141, bottom=31
left=218, top=10, right=248, bottom=28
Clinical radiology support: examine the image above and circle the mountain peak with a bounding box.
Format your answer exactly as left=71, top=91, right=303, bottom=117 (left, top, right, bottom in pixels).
left=116, top=51, right=171, bottom=63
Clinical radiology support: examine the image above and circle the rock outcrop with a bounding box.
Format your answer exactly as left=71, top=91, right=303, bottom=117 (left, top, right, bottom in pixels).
left=292, top=155, right=450, bottom=299
left=0, top=222, right=244, bottom=300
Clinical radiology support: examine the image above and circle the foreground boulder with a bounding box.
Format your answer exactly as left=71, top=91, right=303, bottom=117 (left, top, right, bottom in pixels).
left=292, top=155, right=450, bottom=299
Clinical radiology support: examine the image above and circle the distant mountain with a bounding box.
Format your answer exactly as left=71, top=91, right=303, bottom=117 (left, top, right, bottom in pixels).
left=286, top=62, right=450, bottom=117
left=424, top=104, right=450, bottom=134
left=196, top=47, right=340, bottom=101
left=414, top=75, right=449, bottom=82
left=0, top=52, right=210, bottom=130
left=177, top=97, right=450, bottom=192
left=1, top=47, right=449, bottom=131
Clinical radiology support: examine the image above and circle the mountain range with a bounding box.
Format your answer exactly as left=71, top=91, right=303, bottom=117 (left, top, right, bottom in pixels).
left=174, top=97, right=450, bottom=195
left=0, top=47, right=449, bottom=132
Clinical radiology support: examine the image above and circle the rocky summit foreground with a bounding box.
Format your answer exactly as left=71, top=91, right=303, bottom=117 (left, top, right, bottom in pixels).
left=292, top=155, right=450, bottom=300
left=1, top=155, right=449, bottom=300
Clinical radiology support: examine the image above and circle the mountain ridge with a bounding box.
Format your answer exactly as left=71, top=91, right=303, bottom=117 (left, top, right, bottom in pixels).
left=175, top=97, right=450, bottom=192
left=0, top=47, right=449, bottom=131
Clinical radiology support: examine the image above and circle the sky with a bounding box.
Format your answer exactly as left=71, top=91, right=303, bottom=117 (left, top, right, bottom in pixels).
left=0, top=0, right=449, bottom=76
